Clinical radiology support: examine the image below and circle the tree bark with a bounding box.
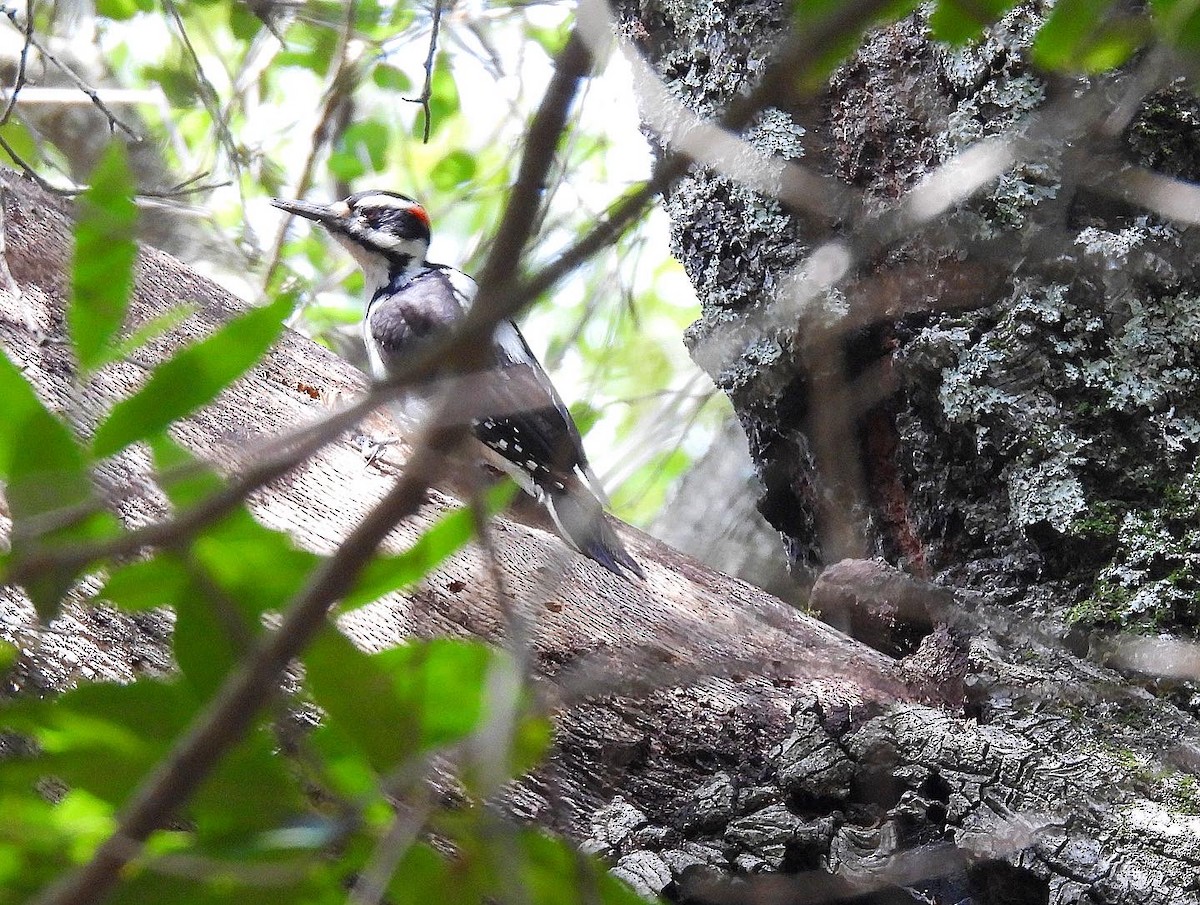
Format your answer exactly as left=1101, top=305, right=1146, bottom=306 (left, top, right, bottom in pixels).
left=3, top=13, right=1200, bottom=887
left=608, top=0, right=1200, bottom=901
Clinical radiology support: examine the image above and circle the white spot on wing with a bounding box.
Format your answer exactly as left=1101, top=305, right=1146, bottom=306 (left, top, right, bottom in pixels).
left=443, top=268, right=478, bottom=311
left=493, top=320, right=533, bottom=364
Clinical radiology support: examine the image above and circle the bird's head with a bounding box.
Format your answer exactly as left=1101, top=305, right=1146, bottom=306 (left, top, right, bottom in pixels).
left=271, top=190, right=431, bottom=288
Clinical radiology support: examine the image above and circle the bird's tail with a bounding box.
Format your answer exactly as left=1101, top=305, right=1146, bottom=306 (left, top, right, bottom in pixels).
left=543, top=476, right=645, bottom=580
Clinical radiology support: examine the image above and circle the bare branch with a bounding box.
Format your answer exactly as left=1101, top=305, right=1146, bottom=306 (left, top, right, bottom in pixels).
left=0, top=4, right=141, bottom=140
left=0, top=0, right=34, bottom=127
left=407, top=0, right=445, bottom=144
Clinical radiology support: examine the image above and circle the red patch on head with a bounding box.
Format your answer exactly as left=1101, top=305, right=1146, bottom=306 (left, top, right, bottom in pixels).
left=408, top=204, right=430, bottom=228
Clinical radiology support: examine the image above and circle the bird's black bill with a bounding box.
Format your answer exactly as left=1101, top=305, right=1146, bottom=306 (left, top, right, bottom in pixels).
left=270, top=197, right=342, bottom=224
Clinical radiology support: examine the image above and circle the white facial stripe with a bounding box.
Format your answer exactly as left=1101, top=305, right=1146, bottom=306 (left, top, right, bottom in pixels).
left=354, top=193, right=417, bottom=212
left=369, top=231, right=406, bottom=249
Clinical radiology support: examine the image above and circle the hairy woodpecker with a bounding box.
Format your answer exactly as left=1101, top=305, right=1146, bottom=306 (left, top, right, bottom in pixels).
left=272, top=190, right=644, bottom=580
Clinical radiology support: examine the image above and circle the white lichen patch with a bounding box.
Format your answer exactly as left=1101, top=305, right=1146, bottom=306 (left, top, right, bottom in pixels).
left=1086, top=294, right=1200, bottom=412
left=1075, top=220, right=1179, bottom=269
left=987, top=162, right=1059, bottom=230
left=745, top=108, right=806, bottom=160
left=1007, top=455, right=1087, bottom=533
left=1084, top=470, right=1200, bottom=626
left=1121, top=802, right=1200, bottom=854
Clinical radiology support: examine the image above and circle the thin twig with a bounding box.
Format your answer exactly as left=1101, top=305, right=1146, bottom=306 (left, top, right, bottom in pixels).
left=161, top=0, right=241, bottom=176
left=0, top=0, right=34, bottom=126
left=260, top=0, right=360, bottom=290
left=408, top=0, right=444, bottom=143
left=0, top=4, right=140, bottom=139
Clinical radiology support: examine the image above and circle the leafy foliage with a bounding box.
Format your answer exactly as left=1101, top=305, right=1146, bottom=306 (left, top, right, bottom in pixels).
left=1, top=0, right=1196, bottom=901
left=91, top=291, right=295, bottom=459
left=69, top=143, right=138, bottom=374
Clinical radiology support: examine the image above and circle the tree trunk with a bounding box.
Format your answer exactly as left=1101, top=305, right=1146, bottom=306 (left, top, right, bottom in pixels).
left=608, top=0, right=1200, bottom=900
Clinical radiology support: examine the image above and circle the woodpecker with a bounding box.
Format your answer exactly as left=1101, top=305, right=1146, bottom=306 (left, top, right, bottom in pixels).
left=272, top=190, right=644, bottom=580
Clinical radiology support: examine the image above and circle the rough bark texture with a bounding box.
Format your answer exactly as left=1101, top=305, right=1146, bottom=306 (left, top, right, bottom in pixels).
left=610, top=0, right=1200, bottom=901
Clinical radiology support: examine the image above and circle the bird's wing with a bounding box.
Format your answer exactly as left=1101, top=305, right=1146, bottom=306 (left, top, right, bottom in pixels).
left=473, top=320, right=592, bottom=490
left=366, top=265, right=594, bottom=490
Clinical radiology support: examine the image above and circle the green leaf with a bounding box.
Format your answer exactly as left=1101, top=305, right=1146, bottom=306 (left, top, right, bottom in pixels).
left=95, top=0, right=150, bottom=19
left=0, top=350, right=114, bottom=616
left=528, top=22, right=571, bottom=58
left=103, top=304, right=197, bottom=368
left=340, top=484, right=517, bottom=612
left=191, top=515, right=320, bottom=616
left=305, top=635, right=513, bottom=773
left=149, top=433, right=224, bottom=507
left=386, top=843, right=467, bottom=905
left=567, top=401, right=601, bottom=438
left=329, top=121, right=390, bottom=181
left=372, top=63, right=412, bottom=92
left=228, top=0, right=263, bottom=41
left=0, top=350, right=75, bottom=483
left=374, top=640, right=494, bottom=749
left=0, top=121, right=38, bottom=164
left=429, top=150, right=477, bottom=191
left=1151, top=0, right=1200, bottom=50
left=91, top=292, right=295, bottom=459
left=0, top=680, right=198, bottom=805
left=304, top=628, right=419, bottom=773
left=173, top=568, right=247, bottom=699
left=275, top=22, right=338, bottom=75
left=70, top=142, right=138, bottom=374
left=929, top=0, right=1019, bottom=44
left=191, top=728, right=307, bottom=841
left=143, top=62, right=199, bottom=107
left=1032, top=0, right=1145, bottom=71
left=99, top=555, right=190, bottom=611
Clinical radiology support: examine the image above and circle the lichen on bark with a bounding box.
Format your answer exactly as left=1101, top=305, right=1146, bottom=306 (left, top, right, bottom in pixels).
left=612, top=0, right=1200, bottom=899
left=622, top=0, right=1200, bottom=633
